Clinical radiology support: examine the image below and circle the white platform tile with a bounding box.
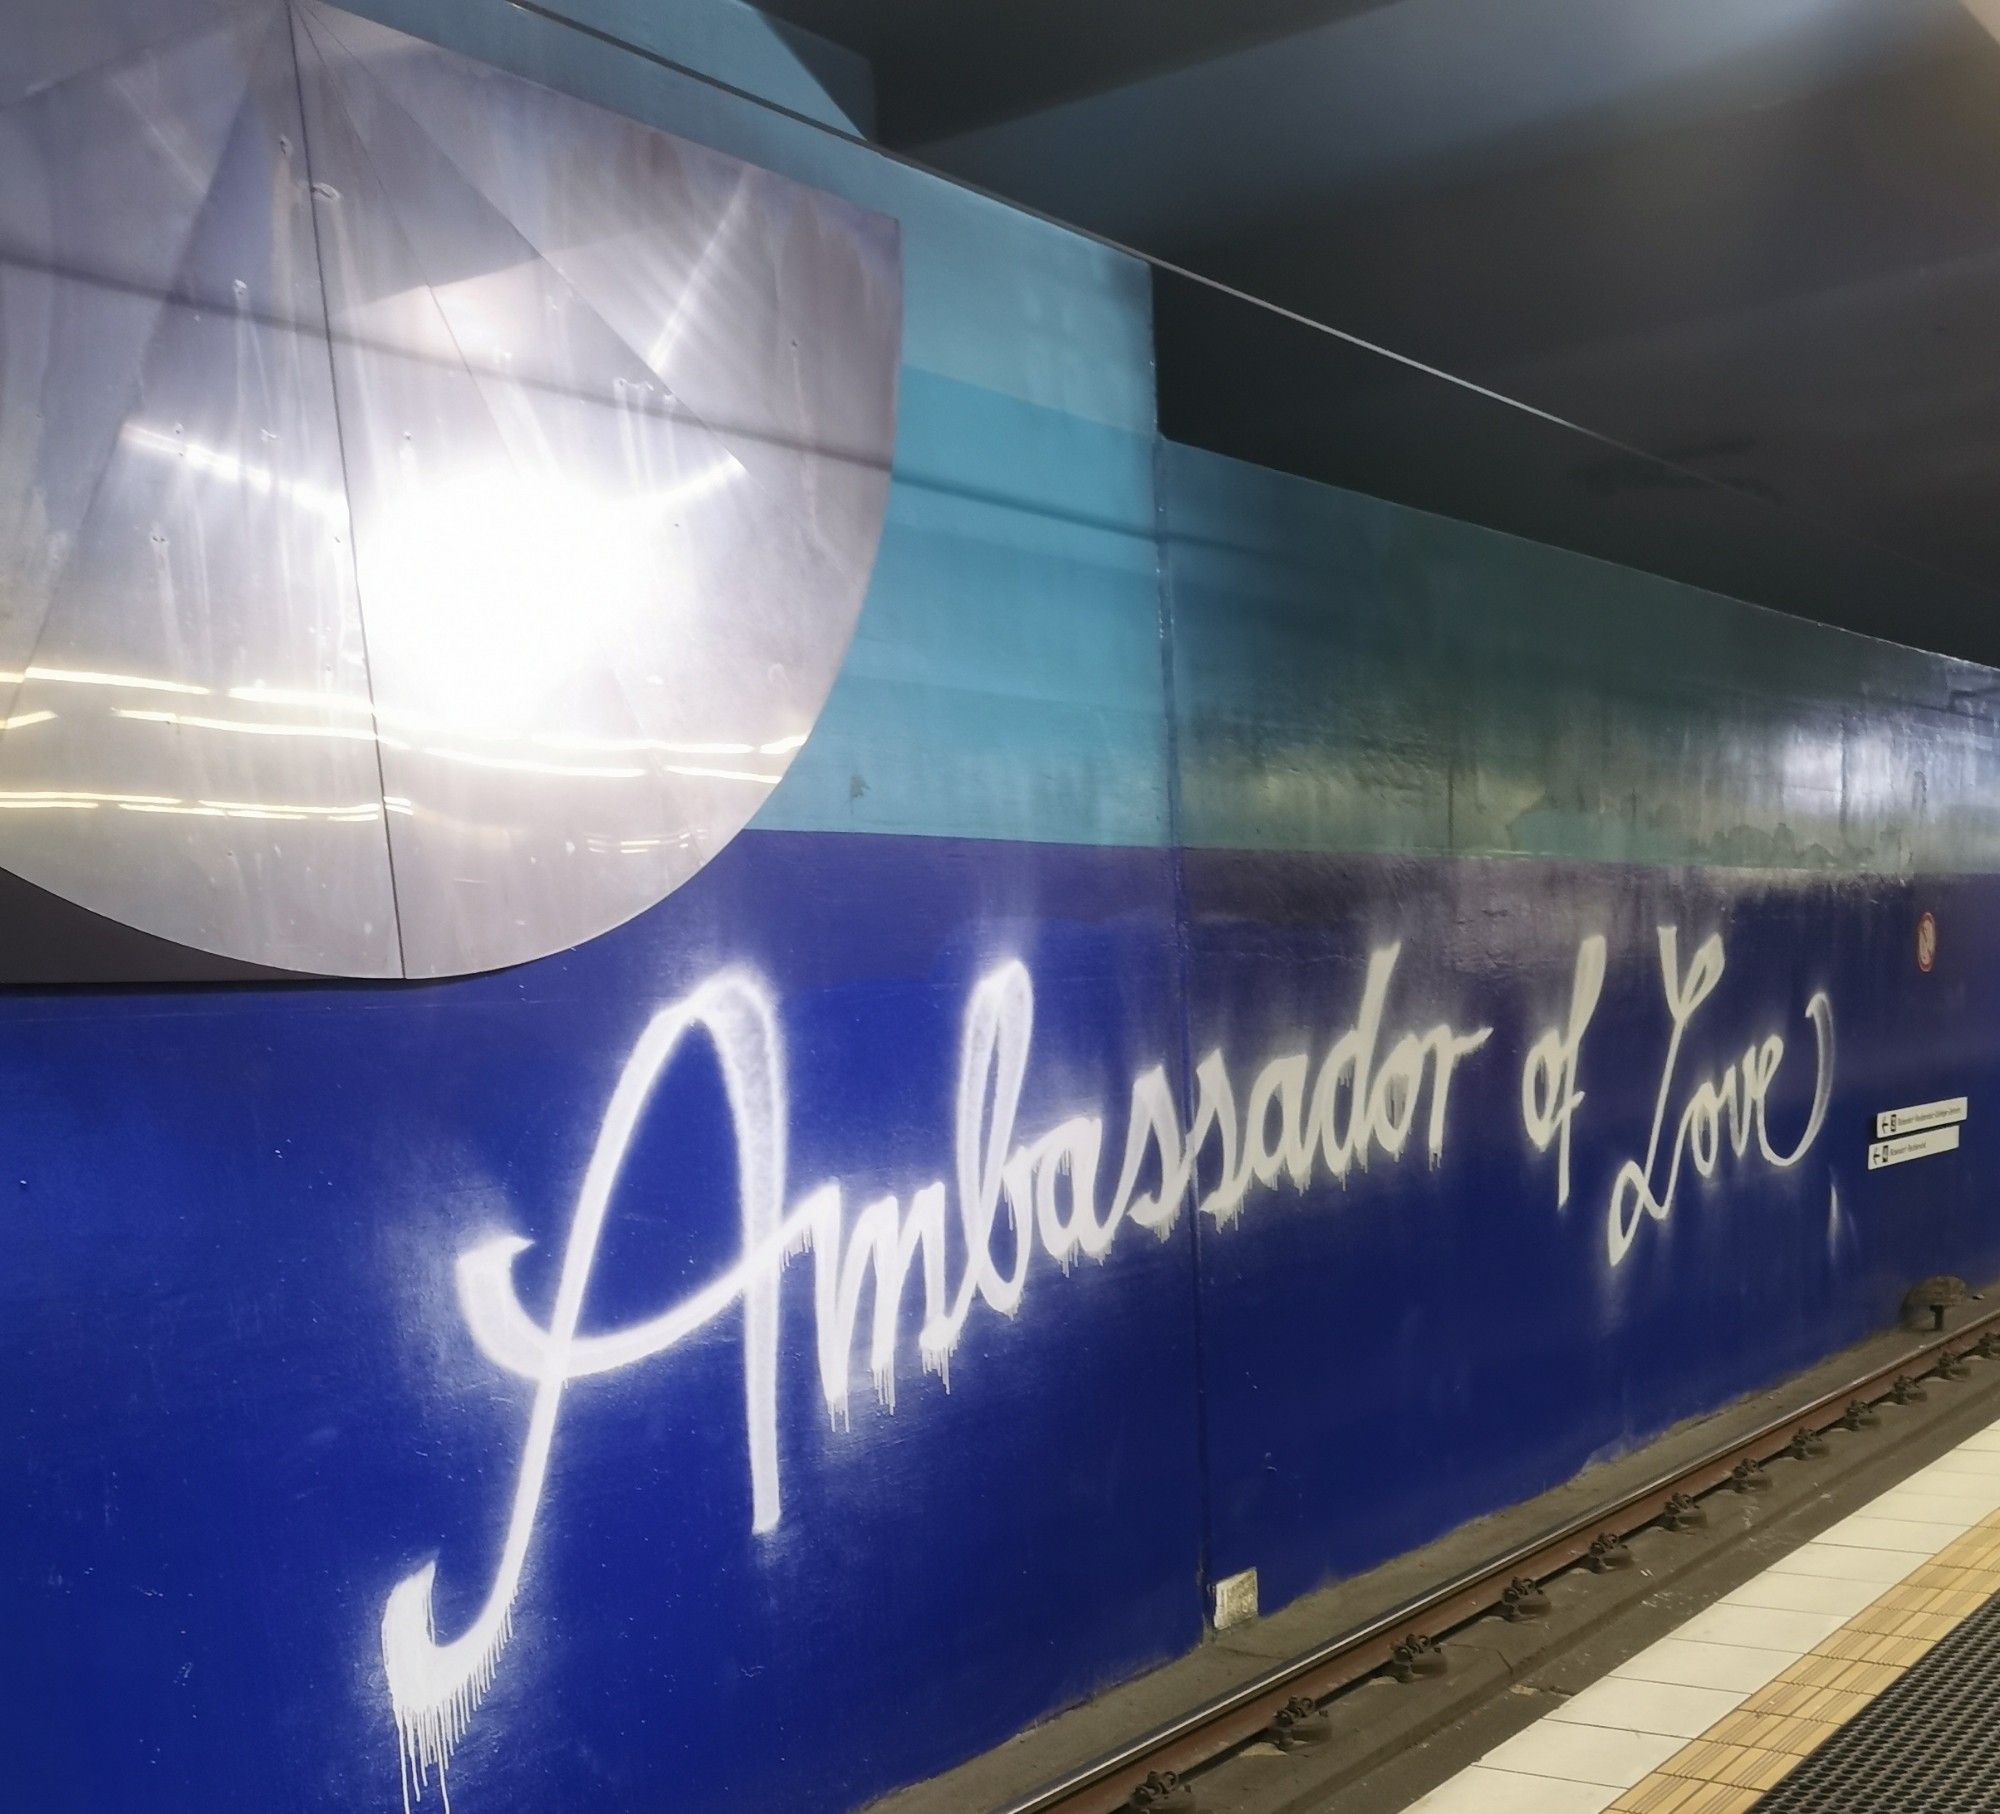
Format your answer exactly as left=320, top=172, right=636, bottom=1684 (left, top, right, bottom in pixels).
left=1894, top=1466, right=2000, bottom=1507
left=1479, top=1719, right=1686, bottom=1788
left=1396, top=1417, right=2000, bottom=1809
left=1763, top=1541, right=1935, bottom=1584
left=1406, top=1765, right=1621, bottom=1813
left=1720, top=1571, right=1882, bottom=1617
left=1672, top=1602, right=1851, bottom=1652
left=1609, top=1636, right=1798, bottom=1693
left=1815, top=1513, right=1972, bottom=1552
left=1866, top=1490, right=1993, bottom=1526
left=1546, top=1676, right=1747, bottom=1739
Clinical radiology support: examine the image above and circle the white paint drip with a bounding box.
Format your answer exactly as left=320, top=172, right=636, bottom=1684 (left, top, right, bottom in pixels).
left=382, top=973, right=785, bottom=1807
left=381, top=926, right=1838, bottom=1794
left=382, top=945, right=1490, bottom=1793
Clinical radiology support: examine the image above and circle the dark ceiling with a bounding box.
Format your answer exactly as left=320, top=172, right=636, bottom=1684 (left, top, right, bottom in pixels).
left=766, top=0, right=2000, bottom=662
left=758, top=1, right=1397, bottom=143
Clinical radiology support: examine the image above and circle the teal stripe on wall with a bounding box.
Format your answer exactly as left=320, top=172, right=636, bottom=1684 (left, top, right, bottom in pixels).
left=341, top=0, right=2000, bottom=873
left=1162, top=439, right=2000, bottom=873
left=341, top=0, right=1172, bottom=847
left=758, top=370, right=1169, bottom=846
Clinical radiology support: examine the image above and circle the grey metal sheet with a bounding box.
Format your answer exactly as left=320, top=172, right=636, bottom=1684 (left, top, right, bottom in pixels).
left=0, top=5, right=265, bottom=678
left=0, top=5, right=400, bottom=975
left=303, top=0, right=899, bottom=605
left=0, top=0, right=901, bottom=978
left=293, top=3, right=897, bottom=977
left=1, top=0, right=248, bottom=109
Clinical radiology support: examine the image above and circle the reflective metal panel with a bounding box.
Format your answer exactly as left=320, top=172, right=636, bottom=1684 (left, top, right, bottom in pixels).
left=308, top=1, right=898, bottom=643
left=0, top=0, right=900, bottom=978
left=0, top=6, right=401, bottom=974
left=1, top=0, right=243, bottom=109
left=0, top=6, right=264, bottom=678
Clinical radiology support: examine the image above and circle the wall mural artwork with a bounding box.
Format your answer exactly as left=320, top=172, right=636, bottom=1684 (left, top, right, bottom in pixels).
left=3, top=9, right=1990, bottom=1814
left=0, top=811, right=1984, bottom=1813
left=378, top=900, right=1843, bottom=1807
left=0, top=0, right=900, bottom=979
left=1521, top=929, right=1836, bottom=1260
left=1599, top=931, right=1833, bottom=1266
left=382, top=949, right=1488, bottom=1799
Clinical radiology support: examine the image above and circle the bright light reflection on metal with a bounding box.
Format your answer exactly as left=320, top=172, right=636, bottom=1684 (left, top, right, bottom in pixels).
left=114, top=802, right=376, bottom=820
left=0, top=667, right=209, bottom=697
left=0, top=789, right=180, bottom=805
left=360, top=462, right=742, bottom=741
left=418, top=747, right=647, bottom=781
left=117, top=708, right=397, bottom=744
left=0, top=785, right=380, bottom=819
left=118, top=422, right=347, bottom=519
left=129, top=703, right=663, bottom=780
left=196, top=799, right=383, bottom=821
left=645, top=182, right=753, bottom=374
left=225, top=688, right=800, bottom=758
left=225, top=685, right=488, bottom=740
left=531, top=733, right=765, bottom=757
left=229, top=684, right=406, bottom=722
left=661, top=764, right=778, bottom=786
left=0, top=0, right=899, bottom=979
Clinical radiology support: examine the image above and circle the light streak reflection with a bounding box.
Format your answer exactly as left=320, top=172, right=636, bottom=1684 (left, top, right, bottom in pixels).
left=116, top=708, right=783, bottom=783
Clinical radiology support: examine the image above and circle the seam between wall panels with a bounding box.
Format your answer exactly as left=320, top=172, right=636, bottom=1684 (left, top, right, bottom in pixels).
left=1151, top=406, right=1217, bottom=1617
left=288, top=6, right=410, bottom=977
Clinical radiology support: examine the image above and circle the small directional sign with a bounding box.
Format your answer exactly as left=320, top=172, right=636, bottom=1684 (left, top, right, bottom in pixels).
left=1869, top=1125, right=1961, bottom=1169
left=1875, top=1097, right=1968, bottom=1140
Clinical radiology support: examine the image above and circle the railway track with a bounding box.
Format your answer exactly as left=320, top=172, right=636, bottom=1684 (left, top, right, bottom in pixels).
left=998, top=1301, right=2000, bottom=1814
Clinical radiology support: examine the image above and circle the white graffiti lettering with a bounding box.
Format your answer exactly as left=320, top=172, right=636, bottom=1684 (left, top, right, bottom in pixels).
left=380, top=945, right=1489, bottom=1803
left=1522, top=934, right=1607, bottom=1209
left=1605, top=928, right=1835, bottom=1266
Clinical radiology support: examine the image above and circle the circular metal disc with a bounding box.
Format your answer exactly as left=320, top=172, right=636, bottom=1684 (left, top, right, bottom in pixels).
left=0, top=0, right=900, bottom=977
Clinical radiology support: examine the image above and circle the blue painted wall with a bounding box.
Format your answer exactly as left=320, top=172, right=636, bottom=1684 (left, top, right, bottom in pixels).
left=1164, top=436, right=2000, bottom=1610
left=7, top=5, right=2000, bottom=1812
left=0, top=832, right=1202, bottom=1810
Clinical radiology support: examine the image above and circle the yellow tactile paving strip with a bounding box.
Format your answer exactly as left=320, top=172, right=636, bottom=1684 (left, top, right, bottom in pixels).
left=1608, top=1515, right=2000, bottom=1813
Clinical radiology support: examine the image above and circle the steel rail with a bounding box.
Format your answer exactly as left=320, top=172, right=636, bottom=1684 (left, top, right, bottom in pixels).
left=999, top=1303, right=2000, bottom=1814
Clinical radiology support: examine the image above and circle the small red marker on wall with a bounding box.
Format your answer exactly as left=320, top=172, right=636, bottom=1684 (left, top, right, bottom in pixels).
left=1917, top=910, right=1937, bottom=974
